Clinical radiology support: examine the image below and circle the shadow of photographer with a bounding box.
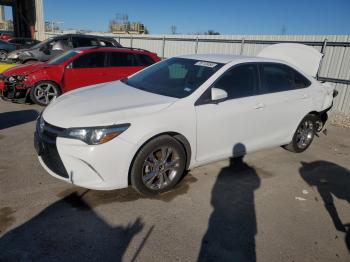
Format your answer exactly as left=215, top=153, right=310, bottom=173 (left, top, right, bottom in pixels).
left=198, top=143, right=261, bottom=262
left=0, top=192, right=145, bottom=262
left=300, top=160, right=350, bottom=253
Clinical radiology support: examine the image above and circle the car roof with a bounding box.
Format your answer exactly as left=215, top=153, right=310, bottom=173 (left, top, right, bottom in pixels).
left=177, top=53, right=283, bottom=64
left=75, top=46, right=152, bottom=54
left=53, top=34, right=116, bottom=40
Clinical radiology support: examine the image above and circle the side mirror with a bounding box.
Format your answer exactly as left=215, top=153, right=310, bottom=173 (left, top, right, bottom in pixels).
left=211, top=88, right=228, bottom=103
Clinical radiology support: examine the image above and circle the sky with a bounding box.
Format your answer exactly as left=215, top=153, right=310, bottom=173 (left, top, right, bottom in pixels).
left=6, top=0, right=350, bottom=34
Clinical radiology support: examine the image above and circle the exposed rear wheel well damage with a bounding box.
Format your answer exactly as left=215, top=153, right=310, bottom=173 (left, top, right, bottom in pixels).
left=128, top=132, right=192, bottom=185
left=307, top=110, right=329, bottom=132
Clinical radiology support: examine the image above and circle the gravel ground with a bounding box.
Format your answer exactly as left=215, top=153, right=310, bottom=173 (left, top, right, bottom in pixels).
left=330, top=112, right=350, bottom=129
left=1, top=101, right=350, bottom=262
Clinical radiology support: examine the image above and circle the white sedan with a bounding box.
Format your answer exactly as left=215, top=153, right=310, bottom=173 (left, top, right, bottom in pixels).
left=35, top=44, right=336, bottom=195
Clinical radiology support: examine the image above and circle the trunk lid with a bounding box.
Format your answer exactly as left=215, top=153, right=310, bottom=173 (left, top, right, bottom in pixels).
left=257, top=43, right=323, bottom=77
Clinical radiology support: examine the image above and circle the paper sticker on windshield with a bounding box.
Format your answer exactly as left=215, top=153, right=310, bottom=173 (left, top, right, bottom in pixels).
left=195, top=61, right=218, bottom=68
left=184, top=87, right=192, bottom=92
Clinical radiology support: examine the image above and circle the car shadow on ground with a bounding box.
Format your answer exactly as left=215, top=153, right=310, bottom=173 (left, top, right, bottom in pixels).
left=0, top=109, right=39, bottom=130
left=300, top=160, right=350, bottom=253
left=198, top=143, right=261, bottom=262
left=0, top=192, right=146, bottom=262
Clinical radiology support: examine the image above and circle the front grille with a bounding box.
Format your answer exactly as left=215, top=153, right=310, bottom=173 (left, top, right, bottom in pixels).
left=40, top=141, right=69, bottom=178
left=41, top=121, right=66, bottom=143
left=37, top=120, right=68, bottom=178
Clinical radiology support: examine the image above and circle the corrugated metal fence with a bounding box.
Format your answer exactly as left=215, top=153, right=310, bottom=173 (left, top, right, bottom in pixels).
left=46, top=33, right=350, bottom=113
left=116, top=34, right=350, bottom=114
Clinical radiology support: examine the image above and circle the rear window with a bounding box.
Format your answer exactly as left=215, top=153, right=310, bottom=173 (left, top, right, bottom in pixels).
left=136, top=54, right=155, bottom=66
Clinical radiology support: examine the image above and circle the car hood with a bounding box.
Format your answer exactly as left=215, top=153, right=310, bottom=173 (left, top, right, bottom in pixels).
left=3, top=62, right=52, bottom=76
left=43, top=81, right=178, bottom=128
left=7, top=48, right=28, bottom=59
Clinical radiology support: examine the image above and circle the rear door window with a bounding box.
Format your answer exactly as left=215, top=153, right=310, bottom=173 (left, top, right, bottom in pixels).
left=260, top=63, right=310, bottom=94
left=72, top=37, right=99, bottom=48
left=72, top=52, right=106, bottom=68
left=108, top=52, right=137, bottom=67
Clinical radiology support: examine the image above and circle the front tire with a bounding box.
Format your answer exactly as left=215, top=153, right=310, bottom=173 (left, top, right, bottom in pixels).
left=30, top=81, right=61, bottom=106
left=284, top=114, right=316, bottom=153
left=130, top=135, right=186, bottom=196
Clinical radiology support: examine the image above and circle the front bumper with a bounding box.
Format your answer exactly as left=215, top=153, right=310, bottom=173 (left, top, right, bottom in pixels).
left=0, top=80, right=30, bottom=103
left=34, top=119, right=136, bottom=190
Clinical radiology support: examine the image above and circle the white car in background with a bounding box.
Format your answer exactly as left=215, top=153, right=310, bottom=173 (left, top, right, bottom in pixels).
left=34, top=44, right=337, bottom=195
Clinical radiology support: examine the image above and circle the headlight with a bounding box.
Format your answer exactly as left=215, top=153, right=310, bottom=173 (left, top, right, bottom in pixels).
left=7, top=52, right=19, bottom=59
left=6, top=75, right=28, bottom=83
left=65, top=124, right=130, bottom=145
left=7, top=76, right=15, bottom=83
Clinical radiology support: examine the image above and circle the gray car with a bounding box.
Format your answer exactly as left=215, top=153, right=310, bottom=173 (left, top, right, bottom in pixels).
left=6, top=34, right=122, bottom=63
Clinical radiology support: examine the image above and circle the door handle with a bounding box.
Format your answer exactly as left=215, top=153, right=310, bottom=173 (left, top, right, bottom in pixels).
left=254, top=103, right=265, bottom=110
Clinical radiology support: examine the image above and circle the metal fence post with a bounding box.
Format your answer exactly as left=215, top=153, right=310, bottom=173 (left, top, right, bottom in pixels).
left=161, top=36, right=166, bottom=59
left=240, top=38, right=245, bottom=55
left=195, top=36, right=199, bottom=54
left=130, top=36, right=133, bottom=48
left=118, top=36, right=121, bottom=44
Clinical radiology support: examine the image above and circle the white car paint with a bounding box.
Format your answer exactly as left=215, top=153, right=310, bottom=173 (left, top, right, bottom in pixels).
left=37, top=47, right=335, bottom=190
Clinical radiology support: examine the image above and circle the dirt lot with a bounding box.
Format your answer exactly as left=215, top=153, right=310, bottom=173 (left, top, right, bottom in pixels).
left=1, top=101, right=350, bottom=262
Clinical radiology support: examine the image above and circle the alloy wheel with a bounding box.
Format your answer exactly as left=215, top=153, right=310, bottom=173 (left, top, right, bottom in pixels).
left=142, top=146, right=181, bottom=190
left=34, top=83, right=58, bottom=105
left=296, top=120, right=314, bottom=149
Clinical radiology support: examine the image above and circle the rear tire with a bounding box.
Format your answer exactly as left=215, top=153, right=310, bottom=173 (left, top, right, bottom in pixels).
left=284, top=114, right=317, bottom=153
left=30, top=81, right=61, bottom=106
left=130, top=135, right=186, bottom=196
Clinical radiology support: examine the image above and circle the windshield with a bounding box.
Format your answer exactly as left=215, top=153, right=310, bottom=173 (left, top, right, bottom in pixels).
left=47, top=50, right=81, bottom=65
left=124, top=57, right=224, bottom=98
left=31, top=38, right=53, bottom=49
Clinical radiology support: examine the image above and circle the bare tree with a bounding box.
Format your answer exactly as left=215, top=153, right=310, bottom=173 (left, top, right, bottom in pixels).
left=205, top=30, right=220, bottom=35
left=281, top=25, right=287, bottom=35
left=170, top=25, right=177, bottom=34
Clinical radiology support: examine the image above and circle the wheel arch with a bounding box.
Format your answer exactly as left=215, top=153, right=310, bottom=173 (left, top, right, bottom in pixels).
left=127, top=132, right=192, bottom=185
left=307, top=109, right=329, bottom=131
left=22, top=58, right=39, bottom=64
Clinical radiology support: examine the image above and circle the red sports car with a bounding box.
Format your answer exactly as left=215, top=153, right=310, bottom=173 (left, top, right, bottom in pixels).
left=0, top=47, right=160, bottom=105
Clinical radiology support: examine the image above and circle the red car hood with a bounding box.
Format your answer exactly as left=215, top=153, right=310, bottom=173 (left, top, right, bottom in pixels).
left=3, top=62, right=56, bottom=76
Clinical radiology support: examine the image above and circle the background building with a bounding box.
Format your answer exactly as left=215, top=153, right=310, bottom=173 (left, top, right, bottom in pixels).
left=0, top=5, right=13, bottom=31
left=0, top=0, right=45, bottom=40
left=109, top=13, right=147, bottom=34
